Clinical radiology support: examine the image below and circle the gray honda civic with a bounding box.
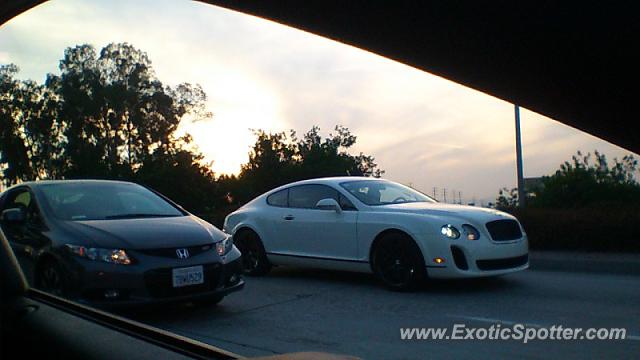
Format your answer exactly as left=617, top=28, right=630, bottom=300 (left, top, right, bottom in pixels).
left=0, top=180, right=244, bottom=307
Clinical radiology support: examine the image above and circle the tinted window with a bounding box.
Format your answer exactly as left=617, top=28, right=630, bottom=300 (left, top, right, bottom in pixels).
left=267, top=189, right=288, bottom=207
left=14, top=191, right=31, bottom=207
left=289, top=185, right=339, bottom=209
left=339, top=194, right=357, bottom=211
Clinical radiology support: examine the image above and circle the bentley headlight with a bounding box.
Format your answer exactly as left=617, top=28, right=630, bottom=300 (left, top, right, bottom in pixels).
left=462, top=224, right=480, bottom=240
left=66, top=244, right=132, bottom=265
left=441, top=224, right=460, bottom=239
left=216, top=235, right=233, bottom=256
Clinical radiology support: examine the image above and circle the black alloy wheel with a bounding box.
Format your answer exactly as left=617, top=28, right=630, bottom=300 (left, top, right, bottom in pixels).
left=372, top=233, right=426, bottom=291
left=234, top=230, right=271, bottom=276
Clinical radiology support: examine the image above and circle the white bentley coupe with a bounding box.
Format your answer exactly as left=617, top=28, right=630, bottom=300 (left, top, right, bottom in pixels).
left=224, top=177, right=528, bottom=290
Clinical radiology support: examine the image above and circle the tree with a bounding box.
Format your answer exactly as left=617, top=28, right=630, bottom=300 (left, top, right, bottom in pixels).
left=232, top=125, right=384, bottom=204
left=496, top=150, right=640, bottom=209
left=237, top=129, right=298, bottom=198
left=135, top=135, right=218, bottom=214
left=54, top=43, right=211, bottom=179
left=2, top=44, right=385, bottom=214
left=1, top=64, right=66, bottom=182
left=496, top=187, right=518, bottom=210
left=0, top=43, right=212, bottom=185
left=1, top=43, right=219, bottom=213
left=532, top=151, right=639, bottom=208
left=296, top=125, right=384, bottom=179
left=1, top=64, right=32, bottom=183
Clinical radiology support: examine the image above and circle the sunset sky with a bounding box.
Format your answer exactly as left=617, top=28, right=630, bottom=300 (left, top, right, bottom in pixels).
left=0, top=0, right=634, bottom=204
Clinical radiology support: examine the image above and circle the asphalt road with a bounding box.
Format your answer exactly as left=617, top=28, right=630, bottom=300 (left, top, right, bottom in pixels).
left=126, top=267, right=640, bottom=359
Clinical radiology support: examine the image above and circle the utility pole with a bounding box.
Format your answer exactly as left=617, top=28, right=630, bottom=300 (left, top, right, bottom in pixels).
left=514, top=105, right=526, bottom=207
left=432, top=187, right=437, bottom=200
left=443, top=188, right=447, bottom=203
left=458, top=191, right=462, bottom=205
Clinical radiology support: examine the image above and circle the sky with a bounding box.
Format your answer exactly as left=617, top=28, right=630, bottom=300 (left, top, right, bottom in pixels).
left=0, top=0, right=635, bottom=204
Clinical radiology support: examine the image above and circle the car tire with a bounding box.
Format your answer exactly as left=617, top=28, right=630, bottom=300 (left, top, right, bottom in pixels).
left=234, top=230, right=272, bottom=276
left=36, top=259, right=69, bottom=297
left=371, top=232, right=426, bottom=291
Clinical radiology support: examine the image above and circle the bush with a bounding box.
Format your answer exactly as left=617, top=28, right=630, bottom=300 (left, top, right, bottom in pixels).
left=496, top=151, right=640, bottom=252
left=509, top=207, right=640, bottom=252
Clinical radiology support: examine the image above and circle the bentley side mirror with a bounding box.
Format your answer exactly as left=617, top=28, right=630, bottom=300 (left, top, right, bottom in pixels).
left=315, top=198, right=342, bottom=213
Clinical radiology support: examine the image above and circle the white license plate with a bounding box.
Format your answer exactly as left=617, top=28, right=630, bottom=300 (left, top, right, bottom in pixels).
left=172, top=265, right=204, bottom=288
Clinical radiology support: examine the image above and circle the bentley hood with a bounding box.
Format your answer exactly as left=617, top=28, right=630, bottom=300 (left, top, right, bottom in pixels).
left=371, top=202, right=517, bottom=224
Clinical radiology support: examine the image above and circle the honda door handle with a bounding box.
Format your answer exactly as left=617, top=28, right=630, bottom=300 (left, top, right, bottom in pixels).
left=283, top=215, right=295, bottom=221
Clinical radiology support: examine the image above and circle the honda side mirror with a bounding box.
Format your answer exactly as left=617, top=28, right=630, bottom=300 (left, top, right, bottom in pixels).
left=1, top=208, right=26, bottom=224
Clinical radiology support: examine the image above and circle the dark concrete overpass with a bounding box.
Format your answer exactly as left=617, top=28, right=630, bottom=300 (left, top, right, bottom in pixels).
left=3, top=1, right=638, bottom=153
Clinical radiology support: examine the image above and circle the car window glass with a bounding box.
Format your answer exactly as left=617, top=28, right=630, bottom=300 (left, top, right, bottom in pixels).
left=339, top=194, right=357, bottom=211
left=39, top=183, right=184, bottom=221
left=25, top=198, right=44, bottom=227
left=341, top=180, right=434, bottom=206
left=267, top=189, right=288, bottom=207
left=117, top=191, right=171, bottom=214
left=14, top=191, right=31, bottom=208
left=379, top=187, right=413, bottom=203
left=289, top=185, right=339, bottom=209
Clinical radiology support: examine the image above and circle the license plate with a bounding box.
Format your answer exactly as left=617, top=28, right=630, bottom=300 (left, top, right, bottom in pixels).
left=172, top=265, right=204, bottom=288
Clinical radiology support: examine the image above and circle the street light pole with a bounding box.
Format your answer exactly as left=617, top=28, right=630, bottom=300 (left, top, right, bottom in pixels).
left=514, top=105, right=526, bottom=207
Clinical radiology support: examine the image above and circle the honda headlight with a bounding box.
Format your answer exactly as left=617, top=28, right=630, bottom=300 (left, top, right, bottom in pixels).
left=441, top=224, right=460, bottom=239
left=462, top=224, right=480, bottom=240
left=66, top=244, right=132, bottom=265
left=216, top=235, right=233, bottom=256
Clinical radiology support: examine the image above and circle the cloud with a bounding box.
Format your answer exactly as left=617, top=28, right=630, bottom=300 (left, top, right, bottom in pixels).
left=0, top=51, right=10, bottom=63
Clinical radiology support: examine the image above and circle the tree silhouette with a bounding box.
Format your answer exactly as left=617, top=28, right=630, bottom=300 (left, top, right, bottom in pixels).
left=1, top=64, right=65, bottom=182
left=2, top=43, right=384, bottom=214
left=233, top=125, right=384, bottom=204
left=496, top=187, right=518, bottom=210
left=53, top=43, right=211, bottom=179
left=532, top=150, right=640, bottom=208
left=496, top=150, right=640, bottom=210
left=1, top=43, right=211, bottom=182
